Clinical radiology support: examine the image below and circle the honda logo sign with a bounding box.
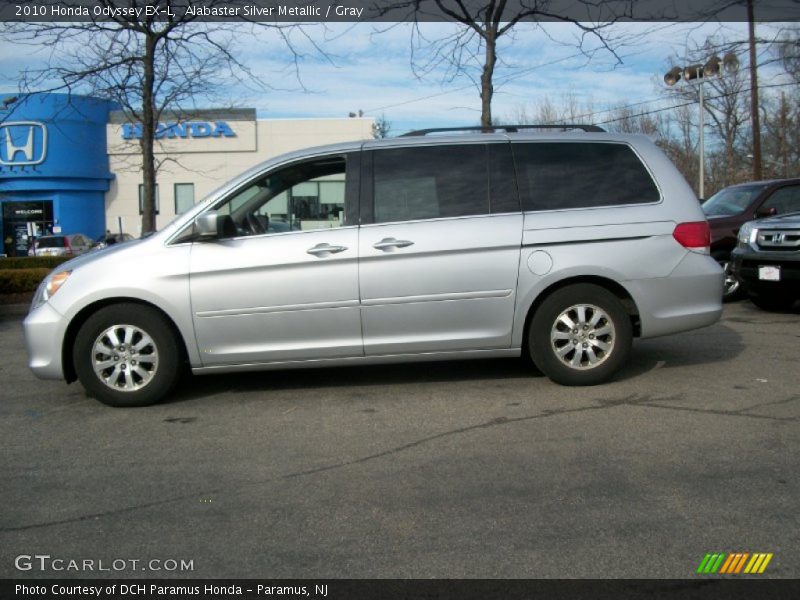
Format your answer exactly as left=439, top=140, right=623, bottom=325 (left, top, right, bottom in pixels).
left=0, top=121, right=48, bottom=166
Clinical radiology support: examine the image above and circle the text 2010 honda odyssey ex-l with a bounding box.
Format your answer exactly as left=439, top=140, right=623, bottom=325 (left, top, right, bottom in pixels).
left=24, top=126, right=723, bottom=406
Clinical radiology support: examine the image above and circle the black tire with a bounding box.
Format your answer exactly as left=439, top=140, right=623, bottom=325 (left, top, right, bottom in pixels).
left=529, top=284, right=632, bottom=386
left=73, top=303, right=182, bottom=407
left=749, top=292, right=796, bottom=312
left=713, top=252, right=744, bottom=302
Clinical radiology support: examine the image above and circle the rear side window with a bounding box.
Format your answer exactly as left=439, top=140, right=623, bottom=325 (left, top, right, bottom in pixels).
left=370, top=144, right=518, bottom=223
left=513, top=142, right=660, bottom=211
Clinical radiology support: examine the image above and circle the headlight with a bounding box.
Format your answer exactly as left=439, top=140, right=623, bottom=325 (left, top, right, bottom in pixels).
left=31, top=270, right=71, bottom=311
left=737, top=222, right=756, bottom=248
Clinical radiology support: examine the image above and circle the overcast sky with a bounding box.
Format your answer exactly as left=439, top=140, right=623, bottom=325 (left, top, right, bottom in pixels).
left=0, top=20, right=794, bottom=134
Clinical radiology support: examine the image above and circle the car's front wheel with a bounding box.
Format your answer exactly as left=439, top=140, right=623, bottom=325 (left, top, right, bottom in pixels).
left=73, top=303, right=182, bottom=407
left=713, top=253, right=744, bottom=302
left=529, top=284, right=632, bottom=386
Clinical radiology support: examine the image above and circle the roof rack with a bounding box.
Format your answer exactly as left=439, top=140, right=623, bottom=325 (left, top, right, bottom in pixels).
left=401, top=124, right=605, bottom=136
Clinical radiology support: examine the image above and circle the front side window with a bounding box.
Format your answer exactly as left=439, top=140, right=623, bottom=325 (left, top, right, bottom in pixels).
left=513, top=142, right=660, bottom=211
left=761, top=185, right=800, bottom=215
left=213, top=156, right=349, bottom=238
left=372, top=145, right=490, bottom=223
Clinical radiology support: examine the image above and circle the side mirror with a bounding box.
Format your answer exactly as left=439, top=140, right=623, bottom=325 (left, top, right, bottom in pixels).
left=195, top=211, right=220, bottom=238
left=755, top=206, right=777, bottom=218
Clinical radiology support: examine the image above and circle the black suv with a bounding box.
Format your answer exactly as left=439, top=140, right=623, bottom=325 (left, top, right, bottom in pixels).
left=731, top=211, right=800, bottom=311
left=702, top=178, right=800, bottom=300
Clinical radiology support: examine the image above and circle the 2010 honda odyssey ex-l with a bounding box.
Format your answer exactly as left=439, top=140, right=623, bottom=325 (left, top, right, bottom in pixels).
left=24, top=126, right=724, bottom=406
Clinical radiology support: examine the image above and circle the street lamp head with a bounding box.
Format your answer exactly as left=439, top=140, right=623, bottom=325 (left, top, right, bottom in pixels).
left=704, top=55, right=721, bottom=77
left=723, top=52, right=739, bottom=74
left=664, top=66, right=682, bottom=86
left=683, top=64, right=704, bottom=81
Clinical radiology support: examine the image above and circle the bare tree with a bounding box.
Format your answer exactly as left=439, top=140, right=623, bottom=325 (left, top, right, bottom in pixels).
left=774, top=26, right=800, bottom=84
left=761, top=91, right=800, bottom=180
left=385, top=1, right=636, bottom=127
left=603, top=104, right=665, bottom=138
left=500, top=92, right=594, bottom=126
left=1, top=1, right=315, bottom=234
left=660, top=103, right=701, bottom=194
left=372, top=113, right=393, bottom=138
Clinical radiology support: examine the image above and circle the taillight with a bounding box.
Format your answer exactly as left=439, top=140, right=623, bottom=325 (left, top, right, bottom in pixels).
left=64, top=238, right=73, bottom=256
left=673, top=221, right=710, bottom=250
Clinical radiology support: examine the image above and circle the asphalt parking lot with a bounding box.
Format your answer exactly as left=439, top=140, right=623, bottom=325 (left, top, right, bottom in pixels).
left=1, top=300, right=798, bottom=579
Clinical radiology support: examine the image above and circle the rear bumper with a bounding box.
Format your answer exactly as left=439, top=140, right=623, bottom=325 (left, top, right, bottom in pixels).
left=23, top=302, right=67, bottom=380
left=628, top=252, right=723, bottom=338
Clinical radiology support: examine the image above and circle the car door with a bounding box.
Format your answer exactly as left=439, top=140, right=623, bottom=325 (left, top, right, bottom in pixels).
left=358, top=141, right=523, bottom=355
left=189, top=152, right=363, bottom=366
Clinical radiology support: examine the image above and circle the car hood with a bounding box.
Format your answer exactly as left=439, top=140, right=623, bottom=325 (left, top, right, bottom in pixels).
left=51, top=237, right=148, bottom=274
left=752, top=211, right=800, bottom=229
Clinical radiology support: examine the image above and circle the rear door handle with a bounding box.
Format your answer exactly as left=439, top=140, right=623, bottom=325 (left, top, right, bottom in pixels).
left=307, top=243, right=348, bottom=257
left=373, top=237, right=414, bottom=251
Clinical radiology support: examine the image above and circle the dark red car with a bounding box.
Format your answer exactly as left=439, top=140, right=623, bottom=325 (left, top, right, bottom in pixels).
left=702, top=178, right=800, bottom=300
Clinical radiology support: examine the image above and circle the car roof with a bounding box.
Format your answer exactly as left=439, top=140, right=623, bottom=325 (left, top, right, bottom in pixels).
left=364, top=130, right=648, bottom=148
left=725, top=178, right=800, bottom=189
left=251, top=130, right=649, bottom=165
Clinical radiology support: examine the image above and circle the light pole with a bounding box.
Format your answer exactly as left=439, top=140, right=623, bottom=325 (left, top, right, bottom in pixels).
left=664, top=53, right=739, bottom=199
left=747, top=0, right=762, bottom=180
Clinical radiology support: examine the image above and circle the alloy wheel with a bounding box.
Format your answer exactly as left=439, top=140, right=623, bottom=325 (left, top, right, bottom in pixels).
left=550, top=303, right=616, bottom=370
left=91, top=324, right=159, bottom=392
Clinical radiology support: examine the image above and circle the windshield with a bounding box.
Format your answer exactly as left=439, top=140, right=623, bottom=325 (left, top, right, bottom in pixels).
left=702, top=185, right=767, bottom=216
left=36, top=237, right=66, bottom=248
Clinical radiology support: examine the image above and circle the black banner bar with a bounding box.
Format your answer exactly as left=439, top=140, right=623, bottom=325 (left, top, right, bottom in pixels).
left=1, top=0, right=799, bottom=23
left=3, top=579, right=800, bottom=600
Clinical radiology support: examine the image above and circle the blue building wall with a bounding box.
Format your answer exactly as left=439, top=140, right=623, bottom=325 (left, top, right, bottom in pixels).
left=0, top=93, right=115, bottom=250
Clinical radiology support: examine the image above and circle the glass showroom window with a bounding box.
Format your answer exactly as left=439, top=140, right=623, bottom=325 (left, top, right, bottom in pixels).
left=138, top=184, right=160, bottom=215
left=174, top=183, right=195, bottom=214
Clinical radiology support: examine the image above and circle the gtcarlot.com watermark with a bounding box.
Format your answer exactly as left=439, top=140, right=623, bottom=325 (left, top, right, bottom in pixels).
left=15, top=554, right=194, bottom=573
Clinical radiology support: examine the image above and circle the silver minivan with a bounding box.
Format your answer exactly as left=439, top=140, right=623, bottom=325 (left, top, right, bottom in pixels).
left=24, top=127, right=723, bottom=407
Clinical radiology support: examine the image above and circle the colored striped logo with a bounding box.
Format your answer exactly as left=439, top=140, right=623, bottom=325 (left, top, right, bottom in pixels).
left=697, top=552, right=773, bottom=574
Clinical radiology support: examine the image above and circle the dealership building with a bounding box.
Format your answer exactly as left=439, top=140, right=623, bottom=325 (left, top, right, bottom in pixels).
left=0, top=93, right=374, bottom=256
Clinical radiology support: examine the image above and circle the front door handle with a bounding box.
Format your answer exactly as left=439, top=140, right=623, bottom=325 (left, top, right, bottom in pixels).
left=373, top=237, right=414, bottom=251
left=307, top=243, right=348, bottom=257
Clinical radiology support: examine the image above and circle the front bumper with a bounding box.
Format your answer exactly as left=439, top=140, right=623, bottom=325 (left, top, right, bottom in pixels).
left=23, top=301, right=68, bottom=380
left=731, top=247, right=800, bottom=291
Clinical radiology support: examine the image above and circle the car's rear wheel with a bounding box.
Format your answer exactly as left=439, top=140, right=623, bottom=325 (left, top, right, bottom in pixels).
left=73, top=303, right=182, bottom=407
left=529, top=284, right=632, bottom=386
left=749, top=291, right=796, bottom=312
